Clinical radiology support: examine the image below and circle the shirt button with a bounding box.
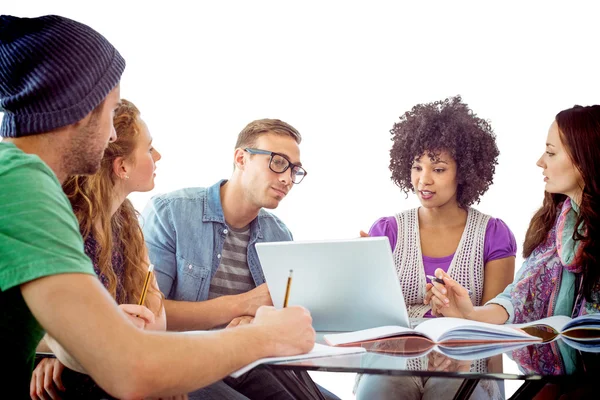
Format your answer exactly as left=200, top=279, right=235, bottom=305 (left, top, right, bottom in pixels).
left=217, top=254, right=221, bottom=259
left=188, top=264, right=193, bottom=270
left=223, top=229, right=228, bottom=235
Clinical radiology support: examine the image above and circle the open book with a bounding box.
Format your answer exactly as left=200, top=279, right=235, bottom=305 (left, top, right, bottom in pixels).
left=508, top=314, right=600, bottom=352
left=324, top=317, right=543, bottom=349
left=230, top=343, right=366, bottom=378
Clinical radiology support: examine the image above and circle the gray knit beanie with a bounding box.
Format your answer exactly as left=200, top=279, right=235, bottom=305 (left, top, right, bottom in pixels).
left=0, top=15, right=126, bottom=137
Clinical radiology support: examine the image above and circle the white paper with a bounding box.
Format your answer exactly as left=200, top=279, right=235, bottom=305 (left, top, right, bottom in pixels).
left=230, top=343, right=366, bottom=378
left=324, top=325, right=418, bottom=346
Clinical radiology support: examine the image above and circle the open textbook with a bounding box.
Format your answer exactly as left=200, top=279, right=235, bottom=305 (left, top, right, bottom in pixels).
left=324, top=317, right=543, bottom=348
left=230, top=343, right=366, bottom=378
left=509, top=314, right=600, bottom=352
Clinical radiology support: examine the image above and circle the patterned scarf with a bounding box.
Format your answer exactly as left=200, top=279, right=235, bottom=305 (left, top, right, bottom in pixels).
left=510, top=198, right=590, bottom=374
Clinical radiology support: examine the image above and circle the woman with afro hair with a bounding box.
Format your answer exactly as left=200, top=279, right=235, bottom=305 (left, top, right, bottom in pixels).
left=366, top=95, right=516, bottom=318
left=355, top=96, right=515, bottom=399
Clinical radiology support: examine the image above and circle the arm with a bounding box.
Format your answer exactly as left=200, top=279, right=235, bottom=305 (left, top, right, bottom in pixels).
left=43, top=333, right=86, bottom=373
left=164, top=283, right=271, bottom=331
left=22, top=273, right=314, bottom=399
left=480, top=256, right=515, bottom=304
left=145, top=259, right=167, bottom=332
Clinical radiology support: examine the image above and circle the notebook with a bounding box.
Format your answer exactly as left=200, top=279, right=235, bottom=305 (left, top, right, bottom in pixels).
left=256, top=237, right=410, bottom=332
left=230, top=343, right=366, bottom=378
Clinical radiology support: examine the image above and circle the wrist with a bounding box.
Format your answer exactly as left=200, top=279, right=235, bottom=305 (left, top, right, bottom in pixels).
left=464, top=306, right=477, bottom=321
left=240, top=324, right=275, bottom=358
left=229, top=292, right=248, bottom=318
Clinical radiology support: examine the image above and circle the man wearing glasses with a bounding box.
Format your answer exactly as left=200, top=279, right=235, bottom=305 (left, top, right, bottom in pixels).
left=141, top=119, right=328, bottom=399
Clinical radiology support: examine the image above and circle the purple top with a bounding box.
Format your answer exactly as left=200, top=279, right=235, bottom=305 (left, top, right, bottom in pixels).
left=369, top=215, right=517, bottom=316
left=369, top=216, right=517, bottom=271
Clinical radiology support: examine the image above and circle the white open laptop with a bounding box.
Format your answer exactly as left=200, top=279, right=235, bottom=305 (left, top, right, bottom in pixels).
left=256, top=237, right=410, bottom=332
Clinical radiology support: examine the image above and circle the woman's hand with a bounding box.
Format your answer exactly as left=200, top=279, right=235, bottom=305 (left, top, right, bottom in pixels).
left=118, top=304, right=156, bottom=329
left=427, top=351, right=472, bottom=373
left=30, top=357, right=65, bottom=400
left=424, top=268, right=475, bottom=319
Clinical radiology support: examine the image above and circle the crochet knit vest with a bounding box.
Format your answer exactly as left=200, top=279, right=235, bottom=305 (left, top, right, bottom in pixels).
left=393, top=207, right=491, bottom=318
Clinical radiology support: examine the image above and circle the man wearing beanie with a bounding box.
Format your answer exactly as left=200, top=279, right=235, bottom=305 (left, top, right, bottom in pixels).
left=0, top=15, right=315, bottom=399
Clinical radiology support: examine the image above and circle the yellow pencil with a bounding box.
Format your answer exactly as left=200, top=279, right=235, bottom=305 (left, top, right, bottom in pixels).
left=283, top=269, right=293, bottom=308
left=138, top=264, right=154, bottom=306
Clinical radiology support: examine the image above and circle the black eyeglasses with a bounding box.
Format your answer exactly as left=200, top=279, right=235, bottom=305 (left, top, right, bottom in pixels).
left=244, top=148, right=307, bottom=184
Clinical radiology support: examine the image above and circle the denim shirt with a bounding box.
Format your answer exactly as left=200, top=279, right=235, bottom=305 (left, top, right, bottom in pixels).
left=140, top=180, right=293, bottom=301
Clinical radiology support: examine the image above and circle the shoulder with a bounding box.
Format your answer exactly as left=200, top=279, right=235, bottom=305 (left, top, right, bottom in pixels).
left=0, top=143, right=61, bottom=193
left=257, top=209, right=292, bottom=237
left=151, top=187, right=208, bottom=206
left=485, top=216, right=516, bottom=238
left=370, top=216, right=397, bottom=232
left=144, top=187, right=208, bottom=217
left=478, top=213, right=517, bottom=261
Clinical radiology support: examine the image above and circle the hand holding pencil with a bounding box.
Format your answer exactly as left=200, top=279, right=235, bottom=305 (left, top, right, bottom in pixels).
left=117, top=264, right=156, bottom=329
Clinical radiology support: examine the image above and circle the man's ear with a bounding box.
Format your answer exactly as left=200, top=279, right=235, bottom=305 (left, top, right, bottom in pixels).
left=112, top=156, right=128, bottom=179
left=233, top=148, right=246, bottom=170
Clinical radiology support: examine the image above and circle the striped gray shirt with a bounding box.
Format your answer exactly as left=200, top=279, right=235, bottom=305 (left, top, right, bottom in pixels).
left=208, top=225, right=255, bottom=299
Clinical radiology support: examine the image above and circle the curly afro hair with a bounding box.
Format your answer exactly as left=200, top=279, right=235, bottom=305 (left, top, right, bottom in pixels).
left=389, top=95, right=499, bottom=208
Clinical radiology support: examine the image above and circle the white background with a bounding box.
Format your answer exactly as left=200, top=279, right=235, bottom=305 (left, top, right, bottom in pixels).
left=3, top=1, right=600, bottom=398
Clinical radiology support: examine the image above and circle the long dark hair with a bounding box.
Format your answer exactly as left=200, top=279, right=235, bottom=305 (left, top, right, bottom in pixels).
left=523, top=105, right=600, bottom=301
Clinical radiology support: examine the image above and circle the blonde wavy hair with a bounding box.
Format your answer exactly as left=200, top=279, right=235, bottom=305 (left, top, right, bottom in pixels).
left=62, top=99, right=163, bottom=314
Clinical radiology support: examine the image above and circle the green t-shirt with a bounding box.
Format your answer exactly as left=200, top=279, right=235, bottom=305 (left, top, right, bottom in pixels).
left=0, top=142, right=95, bottom=396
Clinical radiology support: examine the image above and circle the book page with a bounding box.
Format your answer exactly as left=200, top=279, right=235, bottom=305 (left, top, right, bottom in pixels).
left=508, top=315, right=572, bottom=333
left=230, top=343, right=366, bottom=378
left=323, top=325, right=421, bottom=346
left=415, top=317, right=538, bottom=343
left=563, top=313, right=600, bottom=331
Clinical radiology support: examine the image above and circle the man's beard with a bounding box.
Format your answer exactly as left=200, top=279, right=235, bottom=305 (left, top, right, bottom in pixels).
left=62, top=115, right=107, bottom=176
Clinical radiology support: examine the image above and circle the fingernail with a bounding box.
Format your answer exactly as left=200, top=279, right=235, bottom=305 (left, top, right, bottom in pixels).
left=441, top=288, right=446, bottom=294
left=444, top=298, right=449, bottom=303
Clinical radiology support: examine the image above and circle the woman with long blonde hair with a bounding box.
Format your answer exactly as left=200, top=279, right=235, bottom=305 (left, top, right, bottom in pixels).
left=30, top=99, right=168, bottom=399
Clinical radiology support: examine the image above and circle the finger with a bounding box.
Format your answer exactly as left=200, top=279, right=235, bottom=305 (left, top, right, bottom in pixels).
left=434, top=269, right=469, bottom=297
left=430, top=297, right=444, bottom=315
left=43, top=368, right=60, bottom=400
left=227, top=319, right=240, bottom=329
left=424, top=283, right=434, bottom=304
left=36, top=362, right=48, bottom=400
left=430, top=284, right=449, bottom=305
left=359, top=230, right=370, bottom=237
left=119, top=304, right=156, bottom=324
left=238, top=317, right=253, bottom=326
left=53, top=361, right=65, bottom=391
left=430, top=279, right=447, bottom=295
left=30, top=367, right=39, bottom=399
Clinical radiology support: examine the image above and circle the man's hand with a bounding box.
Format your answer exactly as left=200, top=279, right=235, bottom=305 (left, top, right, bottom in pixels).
left=253, top=306, right=315, bottom=356
left=237, top=284, right=273, bottom=316
left=226, top=316, right=254, bottom=329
